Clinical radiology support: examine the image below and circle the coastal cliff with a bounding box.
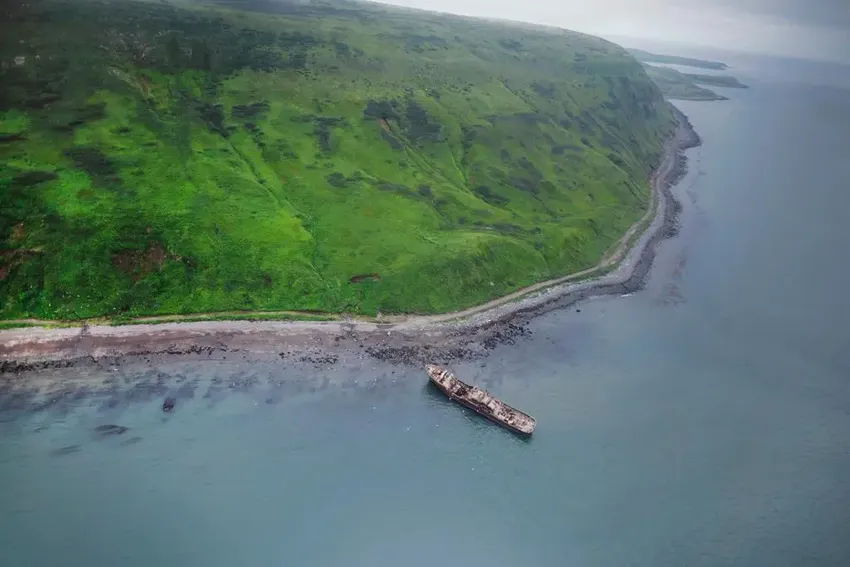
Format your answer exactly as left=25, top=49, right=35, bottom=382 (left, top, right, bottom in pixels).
left=1, top=0, right=674, bottom=320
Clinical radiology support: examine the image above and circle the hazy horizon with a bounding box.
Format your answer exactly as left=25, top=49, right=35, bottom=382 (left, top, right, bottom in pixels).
left=369, top=0, right=850, bottom=64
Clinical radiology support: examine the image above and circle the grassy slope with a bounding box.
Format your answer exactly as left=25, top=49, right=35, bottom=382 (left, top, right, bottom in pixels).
left=641, top=65, right=728, bottom=101
left=630, top=49, right=747, bottom=101
left=641, top=65, right=749, bottom=101
left=0, top=0, right=674, bottom=320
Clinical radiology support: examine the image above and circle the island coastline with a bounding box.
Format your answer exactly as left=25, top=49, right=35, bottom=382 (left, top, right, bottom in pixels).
left=0, top=107, right=701, bottom=375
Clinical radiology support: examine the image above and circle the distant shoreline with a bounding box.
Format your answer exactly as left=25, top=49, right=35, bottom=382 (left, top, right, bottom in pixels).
left=0, top=107, right=701, bottom=374
left=626, top=48, right=728, bottom=71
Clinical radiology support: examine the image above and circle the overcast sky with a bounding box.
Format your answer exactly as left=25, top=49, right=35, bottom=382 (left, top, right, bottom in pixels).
left=373, top=0, right=850, bottom=63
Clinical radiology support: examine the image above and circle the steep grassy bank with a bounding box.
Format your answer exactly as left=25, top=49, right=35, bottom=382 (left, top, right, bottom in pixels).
left=1, top=0, right=674, bottom=319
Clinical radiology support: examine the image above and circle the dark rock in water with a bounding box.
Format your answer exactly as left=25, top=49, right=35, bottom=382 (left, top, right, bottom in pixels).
left=51, top=444, right=81, bottom=456
left=576, top=309, right=581, bottom=313
left=94, top=424, right=128, bottom=436
left=162, top=397, right=175, bottom=412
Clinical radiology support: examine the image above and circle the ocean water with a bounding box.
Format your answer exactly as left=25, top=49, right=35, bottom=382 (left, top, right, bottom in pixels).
left=2, top=55, right=850, bottom=567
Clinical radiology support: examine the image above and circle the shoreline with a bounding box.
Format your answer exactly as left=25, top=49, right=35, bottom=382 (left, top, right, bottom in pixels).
left=0, top=107, right=701, bottom=374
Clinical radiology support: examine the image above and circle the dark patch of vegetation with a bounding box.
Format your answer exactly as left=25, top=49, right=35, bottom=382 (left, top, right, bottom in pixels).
left=403, top=99, right=442, bottom=145
left=363, top=99, right=400, bottom=121
left=550, top=143, right=580, bottom=156
left=11, top=170, right=58, bottom=187
left=380, top=130, right=403, bottom=150
left=461, top=126, right=477, bottom=150
left=404, top=34, right=447, bottom=53
left=486, top=112, right=542, bottom=126
left=499, top=39, right=522, bottom=51
left=197, top=102, right=228, bottom=137
left=64, top=147, right=119, bottom=186
left=608, top=153, right=626, bottom=168
left=325, top=172, right=349, bottom=188
left=313, top=116, right=346, bottom=153
left=376, top=181, right=413, bottom=195
left=332, top=40, right=351, bottom=57
left=490, top=222, right=525, bottom=235
left=510, top=156, right=544, bottom=194
left=472, top=185, right=510, bottom=207
left=53, top=102, right=106, bottom=133
left=231, top=101, right=269, bottom=119
left=531, top=81, right=556, bottom=99
left=279, top=31, right=320, bottom=50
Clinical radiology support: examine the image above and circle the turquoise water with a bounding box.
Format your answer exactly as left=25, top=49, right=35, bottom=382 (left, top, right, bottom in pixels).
left=2, top=55, right=850, bottom=566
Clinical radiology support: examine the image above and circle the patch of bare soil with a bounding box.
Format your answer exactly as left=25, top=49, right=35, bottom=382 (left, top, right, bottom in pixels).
left=11, top=223, right=25, bottom=242
left=111, top=243, right=167, bottom=281
left=349, top=273, right=380, bottom=283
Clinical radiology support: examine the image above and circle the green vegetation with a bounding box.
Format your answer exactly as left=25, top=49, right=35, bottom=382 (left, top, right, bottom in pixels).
left=641, top=64, right=748, bottom=101
left=628, top=49, right=747, bottom=101
left=628, top=48, right=728, bottom=70
left=114, top=312, right=337, bottom=325
left=1, top=0, right=675, bottom=320
left=642, top=65, right=728, bottom=101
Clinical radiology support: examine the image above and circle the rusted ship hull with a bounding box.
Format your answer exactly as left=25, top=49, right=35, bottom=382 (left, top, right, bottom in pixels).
left=426, top=364, right=536, bottom=435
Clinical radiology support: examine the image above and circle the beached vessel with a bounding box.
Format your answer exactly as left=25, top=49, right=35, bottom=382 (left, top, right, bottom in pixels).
left=426, top=364, right=536, bottom=435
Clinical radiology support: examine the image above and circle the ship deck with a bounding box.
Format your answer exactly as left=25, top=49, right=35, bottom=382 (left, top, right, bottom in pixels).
left=427, top=364, right=536, bottom=434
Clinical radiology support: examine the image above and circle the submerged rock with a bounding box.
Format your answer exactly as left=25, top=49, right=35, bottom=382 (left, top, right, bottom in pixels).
left=94, top=424, right=128, bottom=436
left=50, top=444, right=81, bottom=457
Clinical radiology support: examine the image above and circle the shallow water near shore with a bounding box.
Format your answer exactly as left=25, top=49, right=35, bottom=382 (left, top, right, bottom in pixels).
left=3, top=54, right=850, bottom=566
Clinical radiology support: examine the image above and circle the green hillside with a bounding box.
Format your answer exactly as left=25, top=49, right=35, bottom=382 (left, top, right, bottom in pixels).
left=642, top=65, right=729, bottom=101
left=0, top=0, right=675, bottom=319
left=639, top=62, right=748, bottom=101
left=627, top=48, right=728, bottom=71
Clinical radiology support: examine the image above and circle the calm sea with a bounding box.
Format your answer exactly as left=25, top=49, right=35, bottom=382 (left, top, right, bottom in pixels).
left=2, top=53, right=849, bottom=567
